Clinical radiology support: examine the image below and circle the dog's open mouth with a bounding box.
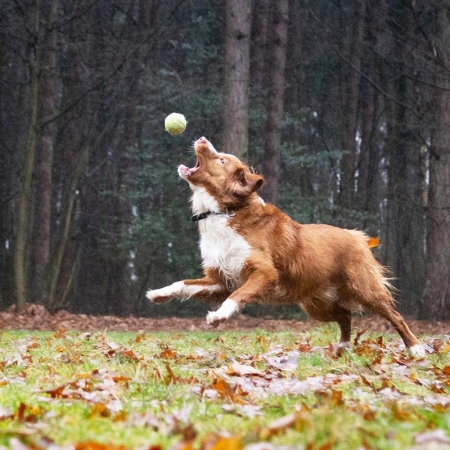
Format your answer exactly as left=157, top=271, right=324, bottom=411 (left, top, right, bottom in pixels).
left=179, top=158, right=200, bottom=178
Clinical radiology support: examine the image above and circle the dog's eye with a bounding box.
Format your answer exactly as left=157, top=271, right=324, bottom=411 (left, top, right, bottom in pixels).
left=220, top=158, right=225, bottom=164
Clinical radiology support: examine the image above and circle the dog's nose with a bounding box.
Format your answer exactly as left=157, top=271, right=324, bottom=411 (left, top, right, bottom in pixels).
left=197, top=136, right=207, bottom=144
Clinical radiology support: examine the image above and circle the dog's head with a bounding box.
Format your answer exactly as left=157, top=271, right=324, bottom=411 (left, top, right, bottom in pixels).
left=178, top=137, right=264, bottom=209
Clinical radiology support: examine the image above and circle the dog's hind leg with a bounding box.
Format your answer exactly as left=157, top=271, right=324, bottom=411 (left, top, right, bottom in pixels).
left=301, top=297, right=352, bottom=349
left=333, top=304, right=353, bottom=349
left=343, top=263, right=425, bottom=357
left=360, top=296, right=424, bottom=357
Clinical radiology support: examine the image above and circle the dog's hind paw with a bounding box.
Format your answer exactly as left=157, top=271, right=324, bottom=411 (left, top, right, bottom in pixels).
left=339, top=341, right=352, bottom=351
left=408, top=344, right=426, bottom=358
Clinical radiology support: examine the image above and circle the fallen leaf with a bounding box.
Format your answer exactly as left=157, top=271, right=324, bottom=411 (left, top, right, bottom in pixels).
left=90, top=403, right=110, bottom=418
left=259, top=413, right=302, bottom=440
left=391, top=402, right=412, bottom=421
left=211, top=376, right=248, bottom=405
left=160, top=348, right=177, bottom=359
left=256, top=335, right=269, bottom=352
left=75, top=442, right=127, bottom=450
left=228, top=362, right=265, bottom=377
left=367, top=237, right=379, bottom=248
left=165, top=363, right=197, bottom=385
left=415, top=429, right=450, bottom=445
left=201, top=434, right=242, bottom=450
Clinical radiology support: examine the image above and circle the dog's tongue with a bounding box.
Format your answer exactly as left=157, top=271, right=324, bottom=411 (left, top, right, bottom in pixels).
left=179, top=159, right=200, bottom=177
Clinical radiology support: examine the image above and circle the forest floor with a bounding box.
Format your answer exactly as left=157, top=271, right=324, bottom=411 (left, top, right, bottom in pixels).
left=0, top=303, right=448, bottom=337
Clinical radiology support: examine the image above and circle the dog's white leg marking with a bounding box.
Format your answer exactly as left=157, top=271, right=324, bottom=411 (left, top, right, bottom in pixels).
left=146, top=281, right=185, bottom=303
left=408, top=344, right=425, bottom=358
left=206, top=298, right=239, bottom=327
left=147, top=281, right=222, bottom=303
left=339, top=341, right=352, bottom=351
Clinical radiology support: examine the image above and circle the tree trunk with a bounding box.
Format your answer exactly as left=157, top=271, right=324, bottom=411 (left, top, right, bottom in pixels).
left=385, top=0, right=425, bottom=315
left=337, top=0, right=367, bottom=222
left=357, top=78, right=380, bottom=236
left=31, top=0, right=59, bottom=305
left=14, top=2, right=42, bottom=312
left=356, top=0, right=386, bottom=236
left=421, top=2, right=450, bottom=320
left=222, top=0, right=252, bottom=157
left=261, top=0, right=289, bottom=204
left=250, top=0, right=270, bottom=89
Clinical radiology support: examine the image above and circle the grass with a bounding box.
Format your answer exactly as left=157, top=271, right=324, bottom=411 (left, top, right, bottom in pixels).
left=0, top=325, right=449, bottom=449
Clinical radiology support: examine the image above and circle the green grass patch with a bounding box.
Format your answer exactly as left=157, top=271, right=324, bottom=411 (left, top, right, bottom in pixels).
left=0, top=326, right=449, bottom=449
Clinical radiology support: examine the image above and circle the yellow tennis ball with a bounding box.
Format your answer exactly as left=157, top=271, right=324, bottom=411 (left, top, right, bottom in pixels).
left=165, top=113, right=187, bottom=135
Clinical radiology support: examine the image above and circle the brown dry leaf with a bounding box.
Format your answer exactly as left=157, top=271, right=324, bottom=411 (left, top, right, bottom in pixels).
left=201, top=434, right=242, bottom=450
left=112, top=410, right=127, bottom=422
left=392, top=356, right=412, bottom=366
left=297, top=342, right=312, bottom=353
left=439, top=343, right=450, bottom=353
left=89, top=403, right=110, bottom=418
left=256, top=335, right=269, bottom=352
left=111, top=374, right=131, bottom=383
left=380, top=377, right=393, bottom=390
left=261, top=413, right=296, bottom=439
left=367, top=237, right=379, bottom=248
left=315, top=389, right=344, bottom=406
left=391, top=403, right=413, bottom=421
left=361, top=405, right=377, bottom=421
left=212, top=376, right=248, bottom=405
left=0, top=403, right=45, bottom=424
left=165, top=363, right=198, bottom=386
left=227, top=362, right=265, bottom=377
left=45, top=384, right=68, bottom=399
left=75, top=442, right=127, bottom=450
left=370, top=352, right=384, bottom=366
left=26, top=341, right=39, bottom=350
left=432, top=404, right=449, bottom=413
left=159, top=348, right=178, bottom=359
left=431, top=381, right=446, bottom=394
left=118, top=349, right=142, bottom=362
left=316, top=440, right=335, bottom=450
left=53, top=327, right=67, bottom=338
left=360, top=374, right=374, bottom=388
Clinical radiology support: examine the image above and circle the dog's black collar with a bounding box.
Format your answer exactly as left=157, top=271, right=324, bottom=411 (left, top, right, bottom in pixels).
left=191, top=211, right=234, bottom=222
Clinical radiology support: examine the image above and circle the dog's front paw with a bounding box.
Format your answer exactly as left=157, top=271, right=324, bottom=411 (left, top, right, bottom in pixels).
left=408, top=344, right=426, bottom=358
left=146, top=289, right=170, bottom=304
left=206, top=311, right=226, bottom=328
left=206, top=299, right=239, bottom=327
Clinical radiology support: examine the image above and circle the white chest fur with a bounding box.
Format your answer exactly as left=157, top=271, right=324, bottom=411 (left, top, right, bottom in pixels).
left=191, top=187, right=250, bottom=289
left=199, top=216, right=250, bottom=288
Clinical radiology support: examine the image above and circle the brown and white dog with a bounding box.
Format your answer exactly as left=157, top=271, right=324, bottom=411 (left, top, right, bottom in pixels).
left=147, top=137, right=424, bottom=357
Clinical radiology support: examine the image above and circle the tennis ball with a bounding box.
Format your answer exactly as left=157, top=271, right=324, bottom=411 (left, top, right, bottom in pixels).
left=165, top=113, right=187, bottom=135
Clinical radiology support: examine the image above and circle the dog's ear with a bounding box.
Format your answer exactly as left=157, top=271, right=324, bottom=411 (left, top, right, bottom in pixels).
left=229, top=167, right=264, bottom=198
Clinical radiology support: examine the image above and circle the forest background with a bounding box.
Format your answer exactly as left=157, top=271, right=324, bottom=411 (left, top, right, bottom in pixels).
left=1, top=0, right=449, bottom=322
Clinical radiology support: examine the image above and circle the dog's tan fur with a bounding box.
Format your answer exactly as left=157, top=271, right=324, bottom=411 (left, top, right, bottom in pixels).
left=147, top=137, right=423, bottom=356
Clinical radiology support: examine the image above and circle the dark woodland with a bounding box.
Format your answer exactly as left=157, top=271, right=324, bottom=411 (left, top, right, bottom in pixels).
left=1, top=0, right=449, bottom=320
